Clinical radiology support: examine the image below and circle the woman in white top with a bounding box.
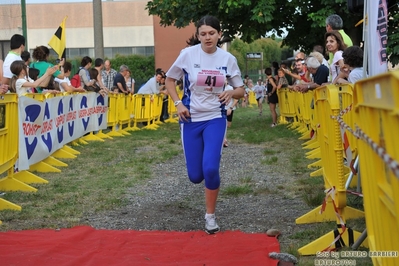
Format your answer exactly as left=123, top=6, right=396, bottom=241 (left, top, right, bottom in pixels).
left=125, top=69, right=135, bottom=93
left=165, top=15, right=245, bottom=234
left=9, top=60, right=57, bottom=97
left=325, top=30, right=347, bottom=83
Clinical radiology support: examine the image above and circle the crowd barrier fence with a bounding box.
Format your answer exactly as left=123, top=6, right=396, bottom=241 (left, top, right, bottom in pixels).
left=353, top=71, right=399, bottom=266
left=295, top=84, right=366, bottom=255
left=0, top=94, right=23, bottom=224
left=2, top=78, right=399, bottom=261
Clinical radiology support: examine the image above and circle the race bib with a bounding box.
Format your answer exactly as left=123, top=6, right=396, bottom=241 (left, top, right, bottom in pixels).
left=195, top=69, right=225, bottom=94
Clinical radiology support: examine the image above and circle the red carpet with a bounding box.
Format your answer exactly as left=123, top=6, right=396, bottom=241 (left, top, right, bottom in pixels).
left=0, top=226, right=280, bottom=265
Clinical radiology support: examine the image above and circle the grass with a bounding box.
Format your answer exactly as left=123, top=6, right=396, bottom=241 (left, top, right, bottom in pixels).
left=0, top=103, right=371, bottom=264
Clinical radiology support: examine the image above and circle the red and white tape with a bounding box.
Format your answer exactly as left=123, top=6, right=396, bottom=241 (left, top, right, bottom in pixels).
left=320, top=186, right=347, bottom=251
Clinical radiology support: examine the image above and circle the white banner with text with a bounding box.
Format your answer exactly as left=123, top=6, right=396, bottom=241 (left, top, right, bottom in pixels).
left=18, top=93, right=108, bottom=170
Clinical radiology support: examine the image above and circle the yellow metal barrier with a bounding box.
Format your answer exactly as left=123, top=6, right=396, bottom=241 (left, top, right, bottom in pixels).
left=293, top=92, right=309, bottom=134
left=299, top=91, right=314, bottom=140
left=277, top=88, right=297, bottom=124
left=165, top=89, right=183, bottom=123
left=106, top=93, right=123, bottom=137
left=115, top=94, right=131, bottom=136
left=353, top=71, right=399, bottom=266
left=131, top=94, right=154, bottom=130
left=152, top=94, right=163, bottom=126
left=296, top=85, right=365, bottom=255
left=248, top=91, right=256, bottom=107
left=165, top=95, right=178, bottom=123
left=0, top=94, right=23, bottom=221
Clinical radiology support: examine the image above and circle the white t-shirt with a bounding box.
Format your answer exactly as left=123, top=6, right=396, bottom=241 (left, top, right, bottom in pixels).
left=3, top=52, right=22, bottom=79
left=137, top=76, right=160, bottom=94
left=55, top=76, right=71, bottom=92
left=16, top=77, right=34, bottom=97
left=166, top=44, right=243, bottom=122
left=126, top=77, right=135, bottom=92
left=348, top=67, right=364, bottom=84
left=330, top=51, right=343, bottom=82
left=253, top=84, right=266, bottom=99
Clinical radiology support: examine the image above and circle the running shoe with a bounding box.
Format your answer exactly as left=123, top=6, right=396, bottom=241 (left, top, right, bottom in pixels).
left=205, top=214, right=220, bottom=234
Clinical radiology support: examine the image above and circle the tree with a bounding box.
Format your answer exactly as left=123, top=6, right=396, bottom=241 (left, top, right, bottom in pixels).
left=146, top=0, right=397, bottom=65
left=146, top=0, right=361, bottom=53
left=387, top=2, right=399, bottom=67
left=229, top=38, right=283, bottom=78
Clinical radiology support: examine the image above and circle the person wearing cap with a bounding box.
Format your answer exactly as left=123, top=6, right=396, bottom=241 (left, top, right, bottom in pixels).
left=113, top=64, right=130, bottom=94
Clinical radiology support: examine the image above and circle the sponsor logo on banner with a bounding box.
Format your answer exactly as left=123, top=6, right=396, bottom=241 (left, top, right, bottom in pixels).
left=18, top=94, right=108, bottom=170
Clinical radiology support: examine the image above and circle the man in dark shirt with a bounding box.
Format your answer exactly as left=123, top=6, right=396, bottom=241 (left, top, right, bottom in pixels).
left=113, top=65, right=130, bottom=94
left=294, top=57, right=329, bottom=92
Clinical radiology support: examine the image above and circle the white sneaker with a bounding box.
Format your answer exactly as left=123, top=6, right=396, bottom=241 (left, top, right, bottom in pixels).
left=205, top=214, right=220, bottom=234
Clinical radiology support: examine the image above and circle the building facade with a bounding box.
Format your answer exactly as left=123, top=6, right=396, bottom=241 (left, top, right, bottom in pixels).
left=0, top=0, right=195, bottom=71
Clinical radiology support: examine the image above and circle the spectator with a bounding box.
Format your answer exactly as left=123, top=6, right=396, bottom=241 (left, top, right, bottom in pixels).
left=30, top=45, right=65, bottom=93
left=265, top=67, right=278, bottom=127
left=113, top=65, right=130, bottom=94
left=325, top=14, right=353, bottom=48
left=159, top=73, right=169, bottom=122
left=295, top=51, right=306, bottom=61
left=2, top=34, right=25, bottom=86
left=252, top=78, right=266, bottom=115
left=21, top=51, right=31, bottom=66
left=88, top=68, right=107, bottom=97
left=94, top=58, right=109, bottom=93
left=335, top=46, right=364, bottom=84
left=280, top=62, right=293, bottom=85
left=276, top=68, right=289, bottom=90
left=102, top=59, right=117, bottom=91
left=137, top=70, right=165, bottom=94
left=125, top=69, right=135, bottom=93
left=325, top=14, right=353, bottom=67
left=325, top=30, right=347, bottom=83
left=294, top=56, right=329, bottom=92
left=283, top=59, right=309, bottom=84
left=54, top=61, right=85, bottom=93
left=78, top=56, right=96, bottom=90
left=312, top=45, right=329, bottom=67
left=9, top=60, right=57, bottom=97
left=164, top=15, right=245, bottom=234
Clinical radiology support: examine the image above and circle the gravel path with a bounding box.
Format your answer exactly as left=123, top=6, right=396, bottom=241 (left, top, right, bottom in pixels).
left=85, top=141, right=312, bottom=247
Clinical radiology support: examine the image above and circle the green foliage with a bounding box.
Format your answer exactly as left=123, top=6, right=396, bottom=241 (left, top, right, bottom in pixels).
left=222, top=184, right=253, bottom=196
left=229, top=38, right=283, bottom=77
left=109, top=54, right=155, bottom=91
left=388, top=3, right=399, bottom=67
left=146, top=0, right=399, bottom=65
